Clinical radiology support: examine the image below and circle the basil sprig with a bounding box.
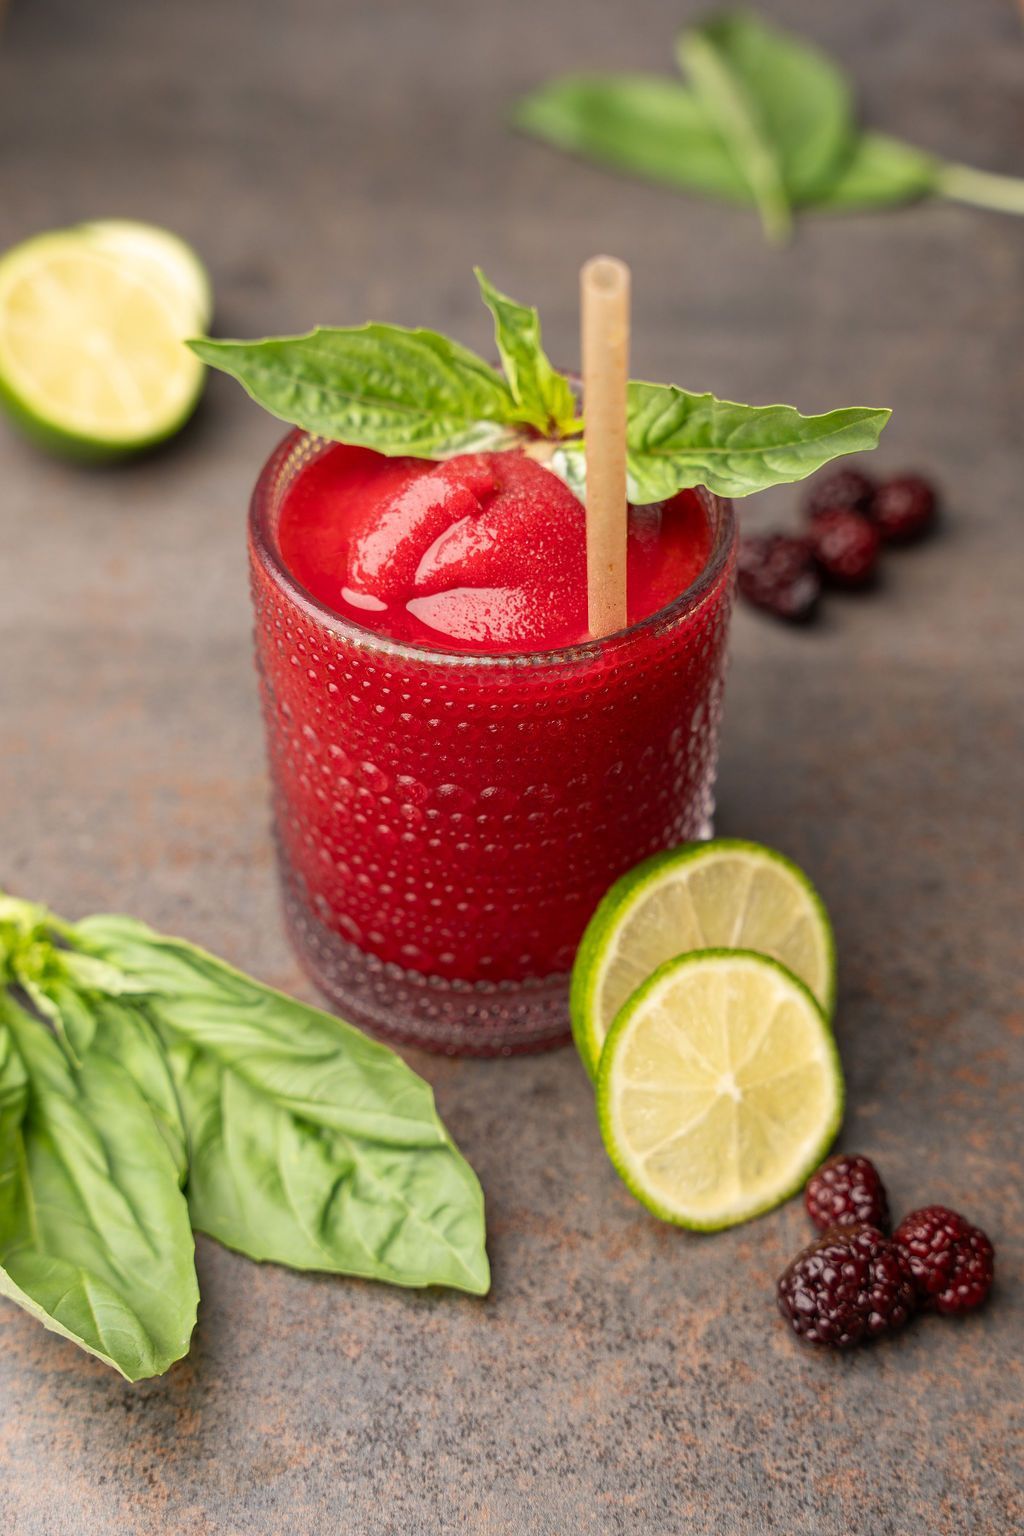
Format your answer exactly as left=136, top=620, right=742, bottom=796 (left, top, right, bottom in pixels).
left=0, top=894, right=489, bottom=1381
left=193, top=266, right=888, bottom=501
left=516, top=10, right=1024, bottom=242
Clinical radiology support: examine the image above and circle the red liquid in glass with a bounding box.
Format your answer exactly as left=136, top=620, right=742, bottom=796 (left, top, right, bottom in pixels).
left=278, top=445, right=713, bottom=652
left=250, top=433, right=736, bottom=1054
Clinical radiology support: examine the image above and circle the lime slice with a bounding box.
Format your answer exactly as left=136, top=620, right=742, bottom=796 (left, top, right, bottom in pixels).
left=597, top=949, right=843, bottom=1230
left=0, top=229, right=205, bottom=458
left=77, top=220, right=212, bottom=332
left=571, top=839, right=835, bottom=1079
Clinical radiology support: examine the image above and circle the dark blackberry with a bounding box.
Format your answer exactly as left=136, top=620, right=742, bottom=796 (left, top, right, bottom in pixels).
left=805, top=1153, right=890, bottom=1233
left=870, top=475, right=938, bottom=543
left=804, top=466, right=876, bottom=519
left=777, top=1224, right=915, bottom=1348
left=737, top=534, right=820, bottom=623
left=808, top=509, right=881, bottom=588
left=893, top=1205, right=994, bottom=1315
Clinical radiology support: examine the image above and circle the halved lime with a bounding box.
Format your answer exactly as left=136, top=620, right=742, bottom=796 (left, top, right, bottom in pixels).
left=0, top=228, right=206, bottom=458
left=596, top=949, right=843, bottom=1230
left=571, top=840, right=835, bottom=1079
left=77, top=220, right=212, bottom=332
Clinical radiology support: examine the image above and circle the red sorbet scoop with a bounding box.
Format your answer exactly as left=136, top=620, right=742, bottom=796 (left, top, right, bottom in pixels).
left=278, top=444, right=712, bottom=653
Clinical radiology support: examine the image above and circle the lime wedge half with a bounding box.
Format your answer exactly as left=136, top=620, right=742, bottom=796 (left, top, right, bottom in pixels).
left=0, top=228, right=206, bottom=458
left=597, top=949, right=843, bottom=1230
left=571, top=840, right=835, bottom=1078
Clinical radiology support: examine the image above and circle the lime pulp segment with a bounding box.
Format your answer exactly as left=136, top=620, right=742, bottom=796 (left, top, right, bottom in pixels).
left=77, top=220, right=212, bottom=332
left=596, top=949, right=843, bottom=1230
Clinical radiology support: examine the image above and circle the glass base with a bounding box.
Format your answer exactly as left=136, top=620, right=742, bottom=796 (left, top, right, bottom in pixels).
left=280, top=868, right=573, bottom=1057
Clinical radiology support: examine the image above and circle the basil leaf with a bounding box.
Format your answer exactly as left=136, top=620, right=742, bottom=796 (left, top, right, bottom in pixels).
left=0, top=994, right=197, bottom=1382
left=30, top=975, right=98, bottom=1060
left=91, top=996, right=189, bottom=1183
left=625, top=382, right=890, bottom=501
left=677, top=25, right=792, bottom=241
left=75, top=916, right=490, bottom=1296
left=474, top=268, right=579, bottom=435
left=190, top=326, right=523, bottom=458
left=678, top=12, right=854, bottom=241
left=515, top=74, right=750, bottom=202
left=812, top=133, right=937, bottom=209
left=0, top=1012, right=27, bottom=1149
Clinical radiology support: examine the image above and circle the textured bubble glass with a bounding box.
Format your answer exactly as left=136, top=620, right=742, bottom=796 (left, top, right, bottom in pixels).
left=249, top=430, right=737, bottom=1056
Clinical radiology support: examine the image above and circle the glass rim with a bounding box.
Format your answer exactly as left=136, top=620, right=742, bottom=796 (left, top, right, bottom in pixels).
left=248, top=427, right=737, bottom=671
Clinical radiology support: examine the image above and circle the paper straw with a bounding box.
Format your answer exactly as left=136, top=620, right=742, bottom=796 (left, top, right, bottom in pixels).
left=581, top=255, right=630, bottom=637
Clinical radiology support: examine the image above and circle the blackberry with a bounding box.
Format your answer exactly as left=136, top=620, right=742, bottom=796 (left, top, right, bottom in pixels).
left=808, top=509, right=881, bottom=588
left=805, top=1153, right=890, bottom=1233
left=870, top=475, right=938, bottom=543
left=737, top=534, right=820, bottom=622
left=893, top=1205, right=994, bottom=1315
left=804, top=466, right=876, bottom=519
left=777, top=1224, right=915, bottom=1348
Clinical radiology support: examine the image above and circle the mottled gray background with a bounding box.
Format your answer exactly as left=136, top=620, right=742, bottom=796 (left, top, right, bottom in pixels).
left=1, top=0, right=1022, bottom=1531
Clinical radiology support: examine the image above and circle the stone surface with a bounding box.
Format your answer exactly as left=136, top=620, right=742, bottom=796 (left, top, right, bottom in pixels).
left=0, top=1, right=1022, bottom=1531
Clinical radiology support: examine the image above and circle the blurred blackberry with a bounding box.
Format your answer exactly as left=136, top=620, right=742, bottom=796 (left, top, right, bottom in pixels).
left=870, top=475, right=938, bottom=543
left=737, top=534, right=820, bottom=622
left=808, top=509, right=880, bottom=587
left=804, top=466, right=876, bottom=519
